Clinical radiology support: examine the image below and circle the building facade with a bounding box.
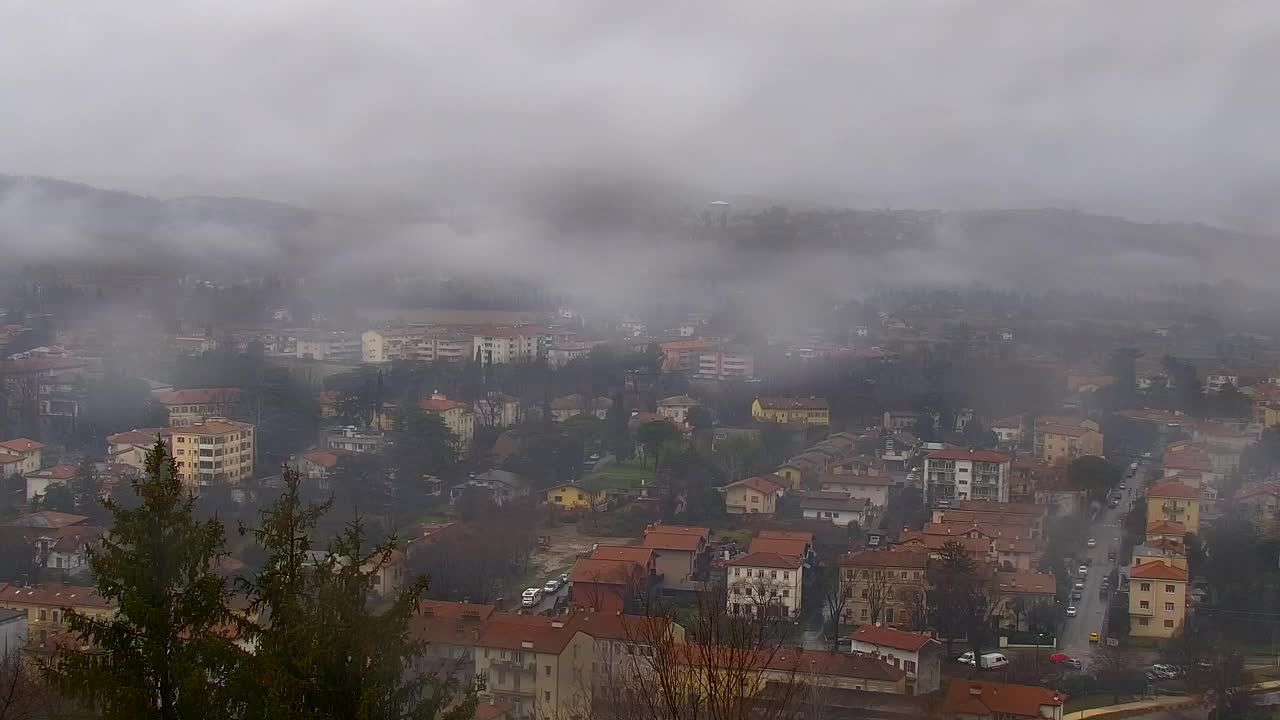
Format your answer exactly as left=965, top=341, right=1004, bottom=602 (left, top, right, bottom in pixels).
left=923, top=449, right=1011, bottom=505
left=169, top=419, right=255, bottom=487
left=726, top=552, right=803, bottom=620
left=751, top=397, right=830, bottom=426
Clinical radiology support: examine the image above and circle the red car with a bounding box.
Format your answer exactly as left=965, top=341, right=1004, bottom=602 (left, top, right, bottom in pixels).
left=1048, top=652, right=1071, bottom=664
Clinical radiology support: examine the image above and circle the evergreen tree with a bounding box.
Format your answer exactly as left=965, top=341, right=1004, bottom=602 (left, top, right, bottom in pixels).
left=71, top=456, right=101, bottom=512
left=48, top=439, right=240, bottom=720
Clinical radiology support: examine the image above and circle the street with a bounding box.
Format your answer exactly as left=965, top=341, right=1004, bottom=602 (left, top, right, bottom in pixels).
left=1058, top=460, right=1145, bottom=665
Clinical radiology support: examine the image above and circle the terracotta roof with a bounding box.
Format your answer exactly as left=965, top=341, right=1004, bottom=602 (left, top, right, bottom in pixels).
left=748, top=537, right=810, bottom=558
left=849, top=625, right=938, bottom=652
left=0, top=582, right=111, bottom=610
left=300, top=448, right=340, bottom=468
left=567, top=611, right=674, bottom=642
left=476, top=613, right=584, bottom=654
left=155, top=388, right=241, bottom=406
left=1146, top=480, right=1200, bottom=500
left=723, top=475, right=786, bottom=495
left=897, top=531, right=991, bottom=556
left=569, top=558, right=643, bottom=586
left=725, top=551, right=803, bottom=570
left=994, top=571, right=1056, bottom=596
left=923, top=521, right=1030, bottom=539
left=819, top=473, right=891, bottom=488
left=25, top=465, right=77, bottom=481
left=0, top=452, right=21, bottom=466
left=1130, top=563, right=1188, bottom=581
left=840, top=549, right=929, bottom=569
left=1237, top=481, right=1280, bottom=500
left=756, top=530, right=814, bottom=544
left=941, top=679, right=1063, bottom=718
left=642, top=533, right=703, bottom=552
left=420, top=396, right=466, bottom=412
left=590, top=545, right=656, bottom=566
left=0, top=438, right=43, bottom=453
left=1146, top=538, right=1185, bottom=553
left=4, top=511, right=88, bottom=529
left=766, top=648, right=904, bottom=682
left=1036, top=423, right=1091, bottom=438
left=411, top=600, right=496, bottom=646
left=174, top=419, right=252, bottom=435
left=755, top=397, right=829, bottom=411
left=107, top=428, right=171, bottom=446
left=1146, top=519, right=1187, bottom=535
left=926, top=448, right=1011, bottom=463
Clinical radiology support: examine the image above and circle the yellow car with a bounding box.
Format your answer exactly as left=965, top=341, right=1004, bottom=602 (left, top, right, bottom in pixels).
left=1089, top=632, right=1100, bottom=643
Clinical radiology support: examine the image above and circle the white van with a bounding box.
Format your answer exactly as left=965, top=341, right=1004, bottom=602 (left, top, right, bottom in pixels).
left=521, top=587, right=543, bottom=607
left=979, top=652, right=1009, bottom=670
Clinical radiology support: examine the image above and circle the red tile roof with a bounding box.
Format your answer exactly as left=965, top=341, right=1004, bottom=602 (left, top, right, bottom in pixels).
left=642, top=532, right=703, bottom=552
left=953, top=499, right=1044, bottom=516
left=897, top=531, right=991, bottom=556
left=1237, top=481, right=1280, bottom=500
left=107, top=428, right=171, bottom=446
left=590, top=545, right=656, bottom=566
left=301, top=448, right=340, bottom=468
left=566, top=610, right=674, bottom=642
left=4, top=511, right=88, bottom=529
left=840, top=549, right=929, bottom=569
left=941, top=679, right=1063, bottom=718
left=849, top=625, right=937, bottom=652
left=1130, top=563, right=1188, bottom=581
left=420, top=396, right=466, bottom=412
left=994, top=571, right=1056, bottom=596
left=926, top=448, right=1011, bottom=463
left=477, top=613, right=584, bottom=654
left=1146, top=519, right=1187, bottom=535
left=1036, top=423, right=1091, bottom=438
left=25, top=465, right=78, bottom=481
left=0, top=438, right=43, bottom=453
left=1146, top=480, right=1200, bottom=500
left=410, top=600, right=496, bottom=646
left=0, top=582, right=111, bottom=610
left=724, top=475, right=786, bottom=494
left=155, top=388, right=241, bottom=406
left=569, top=558, right=643, bottom=586
left=755, top=397, right=829, bottom=411
left=748, top=537, right=809, bottom=558
left=724, top=551, right=803, bottom=570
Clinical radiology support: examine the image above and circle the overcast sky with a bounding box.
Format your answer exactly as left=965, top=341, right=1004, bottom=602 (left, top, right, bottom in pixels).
left=3, top=1, right=1279, bottom=230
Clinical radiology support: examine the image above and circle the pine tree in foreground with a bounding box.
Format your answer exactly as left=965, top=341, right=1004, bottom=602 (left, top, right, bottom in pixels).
left=47, top=439, right=241, bottom=720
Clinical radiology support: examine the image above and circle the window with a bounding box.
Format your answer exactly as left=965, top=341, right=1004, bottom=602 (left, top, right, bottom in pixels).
left=545, top=665, right=551, bottom=677
left=1164, top=620, right=1175, bottom=628
left=1140, top=583, right=1151, bottom=592
left=861, top=589, right=868, bottom=598
left=783, top=572, right=789, bottom=580
left=770, top=571, right=777, bottom=579
left=1140, top=600, right=1150, bottom=609
left=1138, top=617, right=1150, bottom=626
left=1165, top=602, right=1175, bottom=611
left=782, top=589, right=790, bottom=598
left=751, top=495, right=759, bottom=503
left=860, top=608, right=868, bottom=619
left=1165, top=585, right=1176, bottom=594
left=52, top=610, right=60, bottom=622
left=39, top=610, right=46, bottom=621
left=544, top=692, right=551, bottom=702
left=904, top=660, right=917, bottom=674
left=734, top=568, right=740, bottom=576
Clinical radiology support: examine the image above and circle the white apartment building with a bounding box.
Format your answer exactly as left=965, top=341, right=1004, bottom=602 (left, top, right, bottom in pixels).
left=472, top=327, right=553, bottom=365
left=698, top=348, right=755, bottom=379
left=923, top=448, right=1011, bottom=505
left=362, top=328, right=472, bottom=364
left=293, top=331, right=361, bottom=361
left=725, top=551, right=804, bottom=620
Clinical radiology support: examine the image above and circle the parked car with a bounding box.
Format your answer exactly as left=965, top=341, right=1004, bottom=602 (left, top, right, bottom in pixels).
left=559, top=573, right=569, bottom=585
left=1143, top=452, right=1153, bottom=458
left=1079, top=565, right=1088, bottom=576
left=1119, top=482, right=1127, bottom=490
left=1065, top=659, right=1084, bottom=670
left=957, top=652, right=1010, bottom=670
left=1071, top=589, right=1082, bottom=600
left=1087, top=538, right=1097, bottom=548
left=1066, top=606, right=1078, bottom=617
left=521, top=587, right=543, bottom=607
left=543, top=578, right=562, bottom=593
left=1089, top=632, right=1099, bottom=643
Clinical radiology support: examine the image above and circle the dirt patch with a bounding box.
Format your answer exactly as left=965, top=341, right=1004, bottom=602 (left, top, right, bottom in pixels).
left=530, top=523, right=630, bottom=576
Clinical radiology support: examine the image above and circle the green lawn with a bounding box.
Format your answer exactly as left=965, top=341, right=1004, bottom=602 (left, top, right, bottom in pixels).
left=581, top=460, right=654, bottom=491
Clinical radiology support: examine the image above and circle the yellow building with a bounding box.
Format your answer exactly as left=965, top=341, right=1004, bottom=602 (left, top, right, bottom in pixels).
left=0, top=582, right=114, bottom=649
left=838, top=549, right=930, bottom=628
left=751, top=397, right=830, bottom=426
left=544, top=484, right=600, bottom=510
left=1146, top=480, right=1201, bottom=532
left=1032, top=418, right=1104, bottom=464
left=720, top=475, right=785, bottom=515
left=169, top=418, right=255, bottom=488
left=419, top=394, right=475, bottom=449
left=1129, top=561, right=1188, bottom=638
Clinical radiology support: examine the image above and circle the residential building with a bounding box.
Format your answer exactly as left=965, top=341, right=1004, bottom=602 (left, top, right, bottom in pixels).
left=169, top=419, right=256, bottom=487
left=725, top=552, right=803, bottom=620
left=24, top=464, right=76, bottom=501
left=451, top=470, right=529, bottom=506
left=544, top=484, right=600, bottom=511
left=923, top=448, right=1011, bottom=505
left=1206, top=368, right=1239, bottom=394
left=659, top=339, right=718, bottom=372
left=818, top=472, right=891, bottom=509
left=106, top=428, right=171, bottom=470
left=751, top=397, right=830, bottom=426
left=472, top=613, right=594, bottom=719
left=748, top=530, right=814, bottom=564
left=293, top=330, right=361, bottom=361
left=474, top=393, right=521, bottom=428
left=0, top=608, right=26, bottom=658
left=0, top=439, right=42, bottom=475
left=322, top=426, right=386, bottom=454
left=471, top=326, right=553, bottom=365
left=0, top=453, right=23, bottom=479
left=848, top=625, right=943, bottom=695
left=641, top=524, right=709, bottom=584
left=797, top=491, right=870, bottom=527
left=547, top=340, right=601, bottom=368
left=569, top=558, right=651, bottom=612
left=1146, top=480, right=1201, bottom=532
left=1236, top=481, right=1280, bottom=535
left=154, top=388, right=241, bottom=428
left=939, top=679, right=1064, bottom=720
left=697, top=347, right=755, bottom=379
left=882, top=410, right=923, bottom=432
left=992, top=571, right=1056, bottom=631
left=572, top=611, right=683, bottom=701
left=420, top=393, right=475, bottom=448
left=673, top=645, right=906, bottom=697
left=361, top=328, right=472, bottom=364
left=1129, top=562, right=1188, bottom=638
left=549, top=394, right=612, bottom=422
left=0, top=583, right=113, bottom=649
left=1033, top=418, right=1103, bottom=464
left=297, top=448, right=342, bottom=479
left=943, top=500, right=1047, bottom=538
left=720, top=475, right=785, bottom=515
left=656, top=395, right=700, bottom=425
left=838, top=549, right=929, bottom=627
left=990, top=415, right=1024, bottom=448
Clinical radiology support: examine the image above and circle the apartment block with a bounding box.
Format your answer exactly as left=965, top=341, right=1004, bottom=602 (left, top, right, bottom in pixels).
left=169, top=419, right=255, bottom=487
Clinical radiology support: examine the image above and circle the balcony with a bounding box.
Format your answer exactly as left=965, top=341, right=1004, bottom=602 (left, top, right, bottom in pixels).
left=1130, top=605, right=1155, bottom=617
